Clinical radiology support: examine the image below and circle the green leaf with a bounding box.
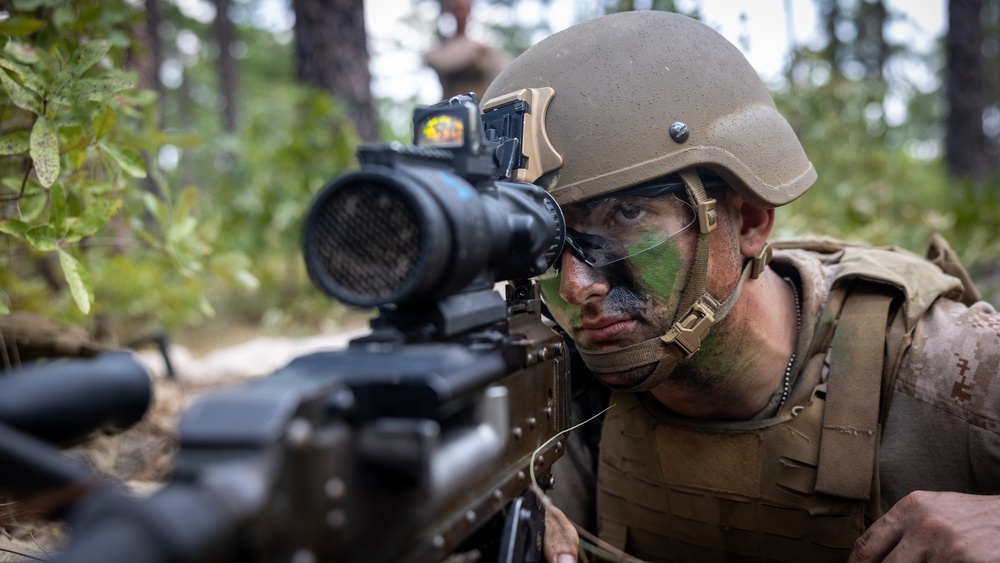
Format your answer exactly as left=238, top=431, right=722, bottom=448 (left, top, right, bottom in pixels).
left=0, top=131, right=30, bottom=155
left=52, top=5, right=75, bottom=28
left=211, top=251, right=260, bottom=291
left=61, top=133, right=90, bottom=154
left=176, top=186, right=198, bottom=220
left=0, top=17, right=47, bottom=37
left=0, top=219, right=31, bottom=240
left=198, top=296, right=215, bottom=318
left=64, top=196, right=122, bottom=241
left=57, top=248, right=91, bottom=314
left=0, top=69, right=39, bottom=113
left=19, top=191, right=46, bottom=221
left=142, top=192, right=168, bottom=225
left=98, top=142, right=146, bottom=178
left=93, top=106, right=117, bottom=139
left=50, top=182, right=65, bottom=235
left=12, top=0, right=45, bottom=9
left=4, top=42, right=39, bottom=64
left=29, top=116, right=60, bottom=187
left=0, top=301, right=9, bottom=315
left=133, top=225, right=159, bottom=248
left=122, top=89, right=158, bottom=107
left=63, top=74, right=136, bottom=104
left=0, top=56, right=45, bottom=93
left=168, top=216, right=197, bottom=244
left=25, top=224, right=58, bottom=251
left=69, top=39, right=112, bottom=78
left=108, top=30, right=130, bottom=49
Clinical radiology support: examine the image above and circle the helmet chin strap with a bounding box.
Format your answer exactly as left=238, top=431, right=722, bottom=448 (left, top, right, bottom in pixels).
left=575, top=168, right=773, bottom=393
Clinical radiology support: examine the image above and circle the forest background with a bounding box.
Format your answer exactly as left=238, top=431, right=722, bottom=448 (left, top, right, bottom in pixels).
left=0, top=0, right=998, bottom=356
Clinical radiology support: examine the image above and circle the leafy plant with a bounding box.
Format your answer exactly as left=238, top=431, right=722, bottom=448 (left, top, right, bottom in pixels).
left=145, top=14, right=364, bottom=333
left=773, top=48, right=1000, bottom=268
left=0, top=0, right=254, bottom=336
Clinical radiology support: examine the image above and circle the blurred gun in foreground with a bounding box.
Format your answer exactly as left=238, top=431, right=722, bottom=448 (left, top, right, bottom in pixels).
left=0, top=92, right=571, bottom=563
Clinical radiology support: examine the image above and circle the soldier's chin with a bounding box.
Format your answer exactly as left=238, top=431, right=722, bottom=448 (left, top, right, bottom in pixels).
left=597, top=363, right=658, bottom=391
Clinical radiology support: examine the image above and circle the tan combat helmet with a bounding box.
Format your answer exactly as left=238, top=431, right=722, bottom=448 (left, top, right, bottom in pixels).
left=482, top=10, right=814, bottom=207
left=482, top=11, right=816, bottom=392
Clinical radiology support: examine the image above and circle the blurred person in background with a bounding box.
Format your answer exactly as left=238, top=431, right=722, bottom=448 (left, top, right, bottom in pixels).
left=425, top=0, right=506, bottom=100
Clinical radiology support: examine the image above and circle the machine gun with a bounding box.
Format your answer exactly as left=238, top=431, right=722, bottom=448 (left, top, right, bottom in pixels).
left=0, top=93, right=571, bottom=563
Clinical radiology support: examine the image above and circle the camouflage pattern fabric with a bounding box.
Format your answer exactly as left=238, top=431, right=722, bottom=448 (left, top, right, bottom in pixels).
left=880, top=297, right=1000, bottom=506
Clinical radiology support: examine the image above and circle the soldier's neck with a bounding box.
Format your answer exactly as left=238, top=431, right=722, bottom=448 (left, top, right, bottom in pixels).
left=648, top=268, right=799, bottom=420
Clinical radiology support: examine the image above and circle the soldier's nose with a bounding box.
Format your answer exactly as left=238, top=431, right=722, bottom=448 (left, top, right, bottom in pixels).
left=558, top=251, right=609, bottom=305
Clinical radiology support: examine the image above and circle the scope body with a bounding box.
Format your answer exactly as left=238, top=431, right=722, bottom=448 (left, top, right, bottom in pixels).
left=303, top=93, right=565, bottom=314
left=303, top=145, right=564, bottom=310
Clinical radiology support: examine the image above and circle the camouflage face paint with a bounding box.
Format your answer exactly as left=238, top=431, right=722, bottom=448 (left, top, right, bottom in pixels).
left=626, top=233, right=683, bottom=304
left=538, top=235, right=687, bottom=342
left=538, top=275, right=579, bottom=327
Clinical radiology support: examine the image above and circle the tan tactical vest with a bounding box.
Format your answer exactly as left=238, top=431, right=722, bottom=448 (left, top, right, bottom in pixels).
left=595, top=237, right=971, bottom=562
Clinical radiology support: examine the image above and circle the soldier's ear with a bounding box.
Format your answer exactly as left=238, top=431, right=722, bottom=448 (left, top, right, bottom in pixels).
left=729, top=193, right=774, bottom=259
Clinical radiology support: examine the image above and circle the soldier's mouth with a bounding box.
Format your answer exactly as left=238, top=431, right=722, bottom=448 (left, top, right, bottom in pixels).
left=575, top=317, right=637, bottom=347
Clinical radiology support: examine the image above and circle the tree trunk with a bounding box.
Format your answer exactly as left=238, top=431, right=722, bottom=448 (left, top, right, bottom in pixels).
left=292, top=0, right=379, bottom=142
left=820, top=0, right=842, bottom=74
left=982, top=0, right=1000, bottom=162
left=946, top=0, right=990, bottom=183
left=125, top=0, right=166, bottom=200
left=855, top=0, right=889, bottom=133
left=137, top=0, right=164, bottom=123
left=857, top=0, right=889, bottom=81
left=178, top=64, right=196, bottom=188
left=213, top=0, right=238, bottom=134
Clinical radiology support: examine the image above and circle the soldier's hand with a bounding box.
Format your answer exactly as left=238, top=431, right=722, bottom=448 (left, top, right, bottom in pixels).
left=544, top=503, right=578, bottom=563
left=848, top=490, right=1000, bottom=562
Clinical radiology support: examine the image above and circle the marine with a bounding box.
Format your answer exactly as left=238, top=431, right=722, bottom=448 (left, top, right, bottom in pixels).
left=479, top=10, right=1000, bottom=562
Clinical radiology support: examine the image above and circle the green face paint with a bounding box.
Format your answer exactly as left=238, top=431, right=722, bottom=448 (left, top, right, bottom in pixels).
left=537, top=231, right=686, bottom=339
left=626, top=233, right=683, bottom=302
left=538, top=275, right=580, bottom=327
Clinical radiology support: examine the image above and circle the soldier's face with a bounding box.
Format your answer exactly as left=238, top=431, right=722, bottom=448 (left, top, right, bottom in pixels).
left=538, top=190, right=696, bottom=355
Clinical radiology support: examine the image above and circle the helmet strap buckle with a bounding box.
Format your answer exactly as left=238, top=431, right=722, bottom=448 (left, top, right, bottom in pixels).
left=749, top=242, right=773, bottom=279
left=661, top=294, right=721, bottom=357
left=697, top=198, right=717, bottom=234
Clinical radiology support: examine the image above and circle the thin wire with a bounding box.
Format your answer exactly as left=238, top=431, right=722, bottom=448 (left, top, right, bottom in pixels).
left=527, top=403, right=653, bottom=563
left=529, top=403, right=614, bottom=488
left=0, top=546, right=47, bottom=561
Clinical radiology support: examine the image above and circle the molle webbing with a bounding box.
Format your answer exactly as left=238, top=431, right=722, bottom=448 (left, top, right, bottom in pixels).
left=596, top=391, right=865, bottom=562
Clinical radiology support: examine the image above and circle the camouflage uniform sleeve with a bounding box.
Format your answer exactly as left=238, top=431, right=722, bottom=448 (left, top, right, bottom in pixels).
left=879, top=298, right=1000, bottom=508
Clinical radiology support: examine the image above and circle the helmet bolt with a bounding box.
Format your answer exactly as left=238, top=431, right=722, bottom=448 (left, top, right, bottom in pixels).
left=669, top=121, right=689, bottom=143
